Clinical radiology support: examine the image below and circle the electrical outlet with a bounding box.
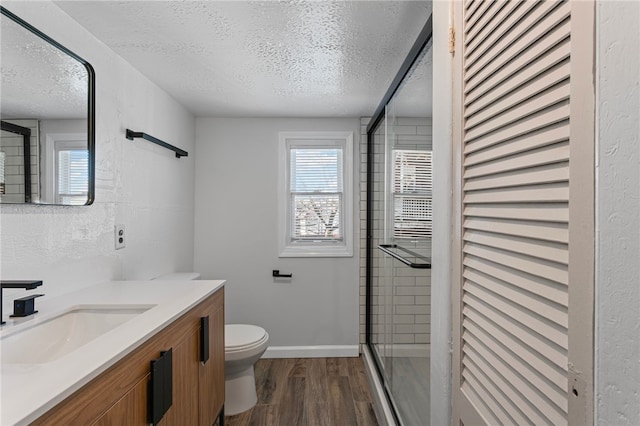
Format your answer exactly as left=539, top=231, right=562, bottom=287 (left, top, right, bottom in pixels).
left=115, top=224, right=126, bottom=250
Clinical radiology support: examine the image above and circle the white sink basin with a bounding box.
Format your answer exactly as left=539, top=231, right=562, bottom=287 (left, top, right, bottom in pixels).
left=1, top=305, right=154, bottom=364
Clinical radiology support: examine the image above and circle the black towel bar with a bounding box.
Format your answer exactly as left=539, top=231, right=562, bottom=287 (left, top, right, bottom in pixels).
left=126, top=129, right=188, bottom=158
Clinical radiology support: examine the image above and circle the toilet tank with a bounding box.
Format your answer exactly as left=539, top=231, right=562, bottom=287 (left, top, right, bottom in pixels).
left=153, top=272, right=201, bottom=280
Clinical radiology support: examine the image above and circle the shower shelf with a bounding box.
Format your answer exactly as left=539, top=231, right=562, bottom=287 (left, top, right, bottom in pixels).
left=378, top=244, right=431, bottom=269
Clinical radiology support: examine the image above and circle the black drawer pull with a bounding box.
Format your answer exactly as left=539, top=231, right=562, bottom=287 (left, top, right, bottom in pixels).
left=148, top=348, right=173, bottom=425
left=200, top=316, right=210, bottom=363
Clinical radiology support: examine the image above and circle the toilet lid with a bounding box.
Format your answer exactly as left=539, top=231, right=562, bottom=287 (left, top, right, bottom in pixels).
left=225, top=324, right=267, bottom=349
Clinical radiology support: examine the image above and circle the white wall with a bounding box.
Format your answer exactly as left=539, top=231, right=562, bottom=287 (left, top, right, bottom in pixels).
left=0, top=1, right=196, bottom=310
left=194, top=117, right=360, bottom=353
left=596, top=2, right=640, bottom=424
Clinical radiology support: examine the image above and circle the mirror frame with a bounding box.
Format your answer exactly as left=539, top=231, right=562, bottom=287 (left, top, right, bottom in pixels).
left=1, top=6, right=95, bottom=205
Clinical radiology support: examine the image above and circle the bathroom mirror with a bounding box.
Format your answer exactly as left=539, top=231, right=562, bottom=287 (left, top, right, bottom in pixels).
left=0, top=7, right=94, bottom=205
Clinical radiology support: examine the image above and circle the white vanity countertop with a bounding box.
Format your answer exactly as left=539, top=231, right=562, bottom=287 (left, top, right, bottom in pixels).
left=0, top=279, right=225, bottom=426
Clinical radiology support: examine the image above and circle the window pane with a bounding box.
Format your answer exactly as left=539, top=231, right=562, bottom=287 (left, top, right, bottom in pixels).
left=393, top=149, right=432, bottom=239
left=394, top=196, right=432, bottom=238
left=290, top=148, right=343, bottom=192
left=58, top=149, right=88, bottom=195
left=393, top=150, right=432, bottom=194
left=292, top=194, right=342, bottom=240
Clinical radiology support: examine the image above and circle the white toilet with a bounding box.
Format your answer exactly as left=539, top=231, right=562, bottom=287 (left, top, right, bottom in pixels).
left=153, top=272, right=269, bottom=416
left=224, top=324, right=269, bottom=415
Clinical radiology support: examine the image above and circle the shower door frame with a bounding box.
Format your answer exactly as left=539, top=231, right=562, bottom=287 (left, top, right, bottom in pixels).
left=365, top=15, right=433, bottom=425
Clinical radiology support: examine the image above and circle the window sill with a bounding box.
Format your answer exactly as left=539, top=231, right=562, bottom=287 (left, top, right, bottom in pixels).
left=279, top=244, right=353, bottom=258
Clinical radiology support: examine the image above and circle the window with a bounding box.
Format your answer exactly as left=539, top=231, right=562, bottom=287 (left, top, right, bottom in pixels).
left=278, top=132, right=353, bottom=257
left=55, top=144, right=88, bottom=205
left=392, top=149, right=432, bottom=239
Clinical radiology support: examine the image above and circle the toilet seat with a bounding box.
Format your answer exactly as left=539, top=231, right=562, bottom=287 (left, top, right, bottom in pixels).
left=225, top=324, right=268, bottom=353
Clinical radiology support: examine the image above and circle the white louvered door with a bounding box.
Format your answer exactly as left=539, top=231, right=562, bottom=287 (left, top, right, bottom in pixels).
left=451, top=1, right=595, bottom=425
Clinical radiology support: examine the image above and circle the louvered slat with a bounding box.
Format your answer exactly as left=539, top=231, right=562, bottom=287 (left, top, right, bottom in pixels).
left=464, top=104, right=570, bottom=154
left=466, top=24, right=570, bottom=106
left=465, top=1, right=562, bottom=75
left=464, top=305, right=568, bottom=389
left=464, top=324, right=567, bottom=412
left=465, top=0, right=525, bottom=55
left=464, top=243, right=568, bottom=284
left=464, top=0, right=489, bottom=25
left=463, top=266, right=568, bottom=326
left=463, top=333, right=567, bottom=424
left=464, top=85, right=569, bottom=141
left=462, top=298, right=568, bottom=371
left=462, top=361, right=524, bottom=425
left=465, top=65, right=570, bottom=129
left=464, top=255, right=568, bottom=305
left=465, top=0, right=538, bottom=69
left=465, top=57, right=569, bottom=123
left=464, top=230, right=568, bottom=264
left=463, top=344, right=555, bottom=425
left=465, top=1, right=569, bottom=81
left=465, top=160, right=569, bottom=188
left=463, top=203, right=568, bottom=223
left=464, top=217, right=568, bottom=244
left=464, top=279, right=568, bottom=348
left=465, top=122, right=569, bottom=167
left=465, top=0, right=508, bottom=49
left=463, top=182, right=569, bottom=204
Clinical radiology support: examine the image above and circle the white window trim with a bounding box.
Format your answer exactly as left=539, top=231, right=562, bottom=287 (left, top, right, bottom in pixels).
left=44, top=132, right=87, bottom=203
left=278, top=131, right=353, bottom=258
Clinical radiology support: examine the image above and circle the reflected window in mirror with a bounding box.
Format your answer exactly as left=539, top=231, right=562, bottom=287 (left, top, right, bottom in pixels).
left=56, top=142, right=88, bottom=205
left=0, top=7, right=94, bottom=205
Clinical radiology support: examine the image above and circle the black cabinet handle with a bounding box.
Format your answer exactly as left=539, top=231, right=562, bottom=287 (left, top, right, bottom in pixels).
left=149, top=348, right=173, bottom=425
left=200, top=316, right=210, bottom=364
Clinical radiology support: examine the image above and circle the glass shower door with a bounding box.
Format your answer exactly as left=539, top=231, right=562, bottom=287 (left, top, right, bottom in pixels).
left=368, top=37, right=433, bottom=426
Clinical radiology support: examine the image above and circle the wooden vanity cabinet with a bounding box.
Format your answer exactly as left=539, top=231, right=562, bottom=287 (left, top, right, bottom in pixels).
left=31, top=288, right=224, bottom=426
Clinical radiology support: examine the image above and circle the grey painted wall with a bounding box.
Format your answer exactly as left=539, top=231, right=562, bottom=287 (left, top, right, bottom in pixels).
left=194, top=117, right=360, bottom=350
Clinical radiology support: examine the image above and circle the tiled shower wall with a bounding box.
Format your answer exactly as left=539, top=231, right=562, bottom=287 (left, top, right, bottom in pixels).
left=0, top=119, right=40, bottom=203
left=359, top=116, right=432, bottom=349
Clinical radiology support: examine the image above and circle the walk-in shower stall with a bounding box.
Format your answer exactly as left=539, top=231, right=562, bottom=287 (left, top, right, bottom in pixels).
left=366, top=16, right=433, bottom=426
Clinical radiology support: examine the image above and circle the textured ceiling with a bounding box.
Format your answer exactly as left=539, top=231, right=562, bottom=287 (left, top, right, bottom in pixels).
left=54, top=1, right=432, bottom=118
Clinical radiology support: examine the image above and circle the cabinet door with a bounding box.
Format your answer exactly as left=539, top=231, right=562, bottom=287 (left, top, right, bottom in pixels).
left=92, top=375, right=149, bottom=426
left=163, top=327, right=200, bottom=425
left=199, top=298, right=225, bottom=426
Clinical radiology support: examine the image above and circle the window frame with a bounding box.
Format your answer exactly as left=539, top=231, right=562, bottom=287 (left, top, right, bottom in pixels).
left=53, top=139, right=89, bottom=205
left=278, top=131, right=353, bottom=258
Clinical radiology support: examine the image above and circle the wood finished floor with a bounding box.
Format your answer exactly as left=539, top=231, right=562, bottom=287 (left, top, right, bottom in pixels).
left=225, top=357, right=379, bottom=426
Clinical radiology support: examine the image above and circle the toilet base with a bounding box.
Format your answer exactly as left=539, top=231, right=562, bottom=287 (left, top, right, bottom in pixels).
left=225, top=365, right=258, bottom=416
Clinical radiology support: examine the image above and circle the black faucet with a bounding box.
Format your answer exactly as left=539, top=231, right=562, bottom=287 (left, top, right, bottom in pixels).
left=1, top=280, right=43, bottom=325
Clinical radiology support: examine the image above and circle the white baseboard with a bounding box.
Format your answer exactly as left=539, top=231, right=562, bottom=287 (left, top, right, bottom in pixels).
left=262, top=345, right=359, bottom=358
